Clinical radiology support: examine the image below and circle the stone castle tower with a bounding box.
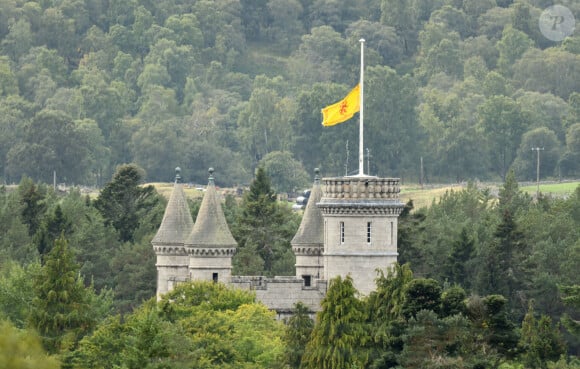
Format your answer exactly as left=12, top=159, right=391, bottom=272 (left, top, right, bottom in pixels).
left=153, top=167, right=404, bottom=312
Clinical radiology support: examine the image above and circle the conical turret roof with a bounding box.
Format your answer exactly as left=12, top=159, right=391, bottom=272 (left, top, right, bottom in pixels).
left=291, top=168, right=324, bottom=246
left=185, top=168, right=237, bottom=248
left=152, top=168, right=194, bottom=246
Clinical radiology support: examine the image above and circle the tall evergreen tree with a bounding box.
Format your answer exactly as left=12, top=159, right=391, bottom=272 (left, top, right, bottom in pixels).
left=284, top=302, right=314, bottom=369
left=28, top=235, right=110, bottom=355
left=444, top=227, right=474, bottom=289
left=34, top=204, right=72, bottom=258
left=519, top=302, right=567, bottom=368
left=232, top=166, right=299, bottom=275
left=301, top=275, right=368, bottom=369
left=94, top=164, right=160, bottom=243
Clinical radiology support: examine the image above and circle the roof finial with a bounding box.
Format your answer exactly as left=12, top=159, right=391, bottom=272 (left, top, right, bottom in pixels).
left=208, top=167, right=214, bottom=185
left=175, top=167, right=182, bottom=183
left=314, top=168, right=320, bottom=184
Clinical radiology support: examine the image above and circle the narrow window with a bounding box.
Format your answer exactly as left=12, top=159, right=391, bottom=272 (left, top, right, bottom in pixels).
left=212, top=273, right=218, bottom=283
left=303, top=275, right=312, bottom=287
left=339, top=221, right=345, bottom=244
left=367, top=222, right=372, bottom=244
left=390, top=222, right=394, bottom=245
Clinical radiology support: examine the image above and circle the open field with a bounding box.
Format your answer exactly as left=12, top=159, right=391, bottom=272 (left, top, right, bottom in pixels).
left=7, top=180, right=578, bottom=211
left=400, top=181, right=580, bottom=210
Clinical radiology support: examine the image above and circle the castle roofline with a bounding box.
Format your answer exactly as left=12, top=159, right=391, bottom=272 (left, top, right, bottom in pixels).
left=152, top=168, right=194, bottom=246
left=185, top=168, right=237, bottom=249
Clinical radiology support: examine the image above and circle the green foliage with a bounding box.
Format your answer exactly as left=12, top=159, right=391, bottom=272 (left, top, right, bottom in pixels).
left=519, top=303, right=567, bottom=368
left=94, top=163, right=162, bottom=243
left=284, top=302, right=314, bottom=369
left=302, top=275, right=368, bottom=369
left=402, top=278, right=442, bottom=319
left=232, top=167, right=300, bottom=276
left=74, top=281, right=284, bottom=369
left=28, top=235, right=112, bottom=355
left=0, top=261, right=38, bottom=328
left=0, top=320, right=60, bottom=369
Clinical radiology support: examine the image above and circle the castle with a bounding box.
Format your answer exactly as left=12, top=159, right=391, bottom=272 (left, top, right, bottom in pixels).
left=152, top=167, right=404, bottom=318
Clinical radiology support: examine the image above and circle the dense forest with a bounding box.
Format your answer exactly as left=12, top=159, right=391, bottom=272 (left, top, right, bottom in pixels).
left=1, top=0, right=580, bottom=368
left=0, top=0, right=579, bottom=189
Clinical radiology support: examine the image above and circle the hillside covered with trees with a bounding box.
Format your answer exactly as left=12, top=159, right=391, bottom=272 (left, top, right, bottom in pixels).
left=1, top=0, right=580, bottom=368
left=0, top=0, right=579, bottom=190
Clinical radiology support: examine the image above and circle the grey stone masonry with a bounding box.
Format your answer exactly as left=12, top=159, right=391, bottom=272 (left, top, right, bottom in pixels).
left=318, top=176, right=404, bottom=296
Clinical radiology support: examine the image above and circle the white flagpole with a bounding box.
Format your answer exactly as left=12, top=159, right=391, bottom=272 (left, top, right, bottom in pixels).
left=358, top=38, right=365, bottom=176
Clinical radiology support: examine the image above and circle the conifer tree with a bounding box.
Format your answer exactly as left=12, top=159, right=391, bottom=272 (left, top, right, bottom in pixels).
left=28, top=234, right=109, bottom=355
left=284, top=302, right=314, bottom=369
left=301, top=275, right=368, bottom=369
left=519, top=302, right=566, bottom=368
left=232, top=166, right=299, bottom=275
left=34, top=204, right=72, bottom=258
left=444, top=227, right=474, bottom=289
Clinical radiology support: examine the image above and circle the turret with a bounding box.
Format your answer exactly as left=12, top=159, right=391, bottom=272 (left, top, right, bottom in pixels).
left=152, top=167, right=194, bottom=299
left=184, top=168, right=237, bottom=283
left=291, top=168, right=324, bottom=287
left=318, top=175, right=404, bottom=295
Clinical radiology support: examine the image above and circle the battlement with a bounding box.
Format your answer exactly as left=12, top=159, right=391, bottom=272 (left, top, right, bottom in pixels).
left=321, top=176, right=401, bottom=200
left=229, top=276, right=327, bottom=319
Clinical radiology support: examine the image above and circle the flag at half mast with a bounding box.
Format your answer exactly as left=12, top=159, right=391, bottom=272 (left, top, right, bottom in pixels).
left=321, top=84, right=360, bottom=127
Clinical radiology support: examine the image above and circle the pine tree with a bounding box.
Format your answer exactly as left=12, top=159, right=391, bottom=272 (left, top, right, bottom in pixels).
left=444, top=227, right=474, bottom=289
left=28, top=234, right=108, bottom=355
left=34, top=204, right=72, bottom=258
left=232, top=166, right=299, bottom=275
left=519, top=302, right=567, bottom=368
left=301, top=275, right=368, bottom=369
left=284, top=302, right=314, bottom=369
left=559, top=284, right=580, bottom=338
left=94, top=164, right=160, bottom=243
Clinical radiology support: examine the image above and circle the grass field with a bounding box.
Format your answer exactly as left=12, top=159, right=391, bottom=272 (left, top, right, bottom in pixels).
left=400, top=181, right=580, bottom=210
left=122, top=180, right=580, bottom=211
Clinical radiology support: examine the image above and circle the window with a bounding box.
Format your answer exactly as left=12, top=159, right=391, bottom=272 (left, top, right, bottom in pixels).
left=340, top=221, right=345, bottom=244
left=390, top=222, right=394, bottom=245
left=303, top=275, right=312, bottom=287
left=367, top=222, right=372, bottom=244
left=212, top=273, right=218, bottom=283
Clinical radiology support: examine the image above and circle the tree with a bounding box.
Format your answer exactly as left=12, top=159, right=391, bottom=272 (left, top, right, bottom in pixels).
left=284, top=302, right=314, bottom=369
left=559, top=284, right=580, bottom=338
left=520, top=302, right=567, bottom=369
left=478, top=96, right=529, bottom=179
left=512, top=127, right=560, bottom=181
left=34, top=204, right=73, bottom=258
left=75, top=281, right=285, bottom=369
left=496, top=25, right=533, bottom=75
left=0, top=320, right=60, bottom=369
left=28, top=235, right=111, bottom=355
left=402, top=278, right=442, bottom=319
left=6, top=109, right=92, bottom=184
left=259, top=151, right=310, bottom=194
left=444, top=227, right=474, bottom=289
left=366, top=263, right=413, bottom=369
left=301, top=275, right=368, bottom=369
left=232, top=167, right=300, bottom=275
left=0, top=262, right=38, bottom=328
left=94, top=163, right=161, bottom=243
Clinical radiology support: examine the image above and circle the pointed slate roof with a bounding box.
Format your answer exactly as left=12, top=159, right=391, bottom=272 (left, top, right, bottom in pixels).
left=185, top=168, right=237, bottom=248
left=152, top=167, right=194, bottom=246
left=291, top=168, right=324, bottom=246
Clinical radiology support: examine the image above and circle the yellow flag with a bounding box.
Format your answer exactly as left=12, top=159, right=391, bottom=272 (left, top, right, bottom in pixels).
left=321, top=84, right=360, bottom=127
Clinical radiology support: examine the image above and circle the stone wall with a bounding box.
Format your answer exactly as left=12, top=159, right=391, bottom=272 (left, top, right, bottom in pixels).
left=230, top=276, right=327, bottom=319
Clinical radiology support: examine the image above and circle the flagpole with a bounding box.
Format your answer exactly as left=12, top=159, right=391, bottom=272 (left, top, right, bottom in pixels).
left=358, top=38, right=365, bottom=176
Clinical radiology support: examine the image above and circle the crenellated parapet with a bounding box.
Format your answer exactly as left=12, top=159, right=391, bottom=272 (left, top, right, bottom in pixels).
left=187, top=247, right=237, bottom=257
left=321, top=177, right=401, bottom=200
left=153, top=245, right=187, bottom=255
left=292, top=246, right=323, bottom=256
